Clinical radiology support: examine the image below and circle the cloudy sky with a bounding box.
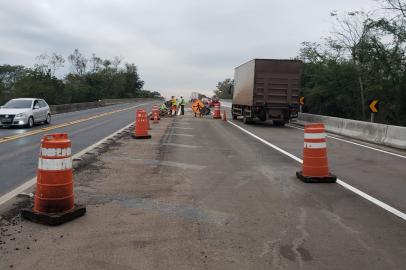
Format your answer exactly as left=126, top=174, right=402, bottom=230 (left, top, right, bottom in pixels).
left=0, top=0, right=377, bottom=98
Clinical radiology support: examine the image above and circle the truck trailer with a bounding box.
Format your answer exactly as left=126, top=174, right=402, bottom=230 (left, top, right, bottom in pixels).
left=231, top=59, right=302, bottom=125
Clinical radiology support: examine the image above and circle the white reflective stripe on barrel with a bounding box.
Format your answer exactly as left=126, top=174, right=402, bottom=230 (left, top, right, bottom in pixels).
left=304, top=142, right=327, bottom=149
left=41, top=147, right=71, bottom=157
left=38, top=157, right=72, bottom=170
left=304, top=133, right=326, bottom=139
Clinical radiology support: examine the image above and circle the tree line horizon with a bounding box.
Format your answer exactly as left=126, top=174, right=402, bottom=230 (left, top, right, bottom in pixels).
left=0, top=49, right=161, bottom=106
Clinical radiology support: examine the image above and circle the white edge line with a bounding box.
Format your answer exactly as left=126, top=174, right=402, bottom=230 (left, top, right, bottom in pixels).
left=228, top=120, right=406, bottom=221
left=287, top=124, right=406, bottom=160
left=0, top=103, right=150, bottom=207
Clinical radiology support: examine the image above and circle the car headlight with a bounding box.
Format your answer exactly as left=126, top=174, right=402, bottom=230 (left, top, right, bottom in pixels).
left=15, top=113, right=27, bottom=118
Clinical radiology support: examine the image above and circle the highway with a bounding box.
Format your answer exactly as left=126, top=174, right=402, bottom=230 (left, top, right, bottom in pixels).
left=0, top=100, right=155, bottom=198
left=222, top=101, right=406, bottom=216
left=0, top=105, right=405, bottom=269
left=159, top=111, right=406, bottom=268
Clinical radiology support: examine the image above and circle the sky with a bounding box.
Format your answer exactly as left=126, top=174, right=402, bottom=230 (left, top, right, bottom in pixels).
left=0, top=0, right=378, bottom=99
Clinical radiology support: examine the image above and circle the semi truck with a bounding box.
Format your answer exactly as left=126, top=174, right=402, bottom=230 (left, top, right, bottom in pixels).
left=231, top=59, right=302, bottom=125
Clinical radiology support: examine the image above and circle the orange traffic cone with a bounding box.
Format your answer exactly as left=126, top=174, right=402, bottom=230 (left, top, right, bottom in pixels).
left=213, top=104, right=221, bottom=119
left=132, top=109, right=151, bottom=139
left=21, top=133, right=86, bottom=225
left=296, top=123, right=336, bottom=183
left=222, top=110, right=227, bottom=121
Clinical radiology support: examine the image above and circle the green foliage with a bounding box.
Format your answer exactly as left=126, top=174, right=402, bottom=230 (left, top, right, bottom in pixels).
left=0, top=49, right=160, bottom=105
left=214, top=78, right=233, bottom=99
left=300, top=5, right=406, bottom=126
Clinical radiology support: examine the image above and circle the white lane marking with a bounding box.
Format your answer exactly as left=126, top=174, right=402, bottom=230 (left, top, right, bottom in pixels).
left=228, top=120, right=406, bottom=221
left=304, top=133, right=326, bottom=139
left=228, top=121, right=302, bottom=163
left=287, top=124, right=406, bottom=160
left=0, top=103, right=150, bottom=206
left=304, top=142, right=326, bottom=149
left=38, top=157, right=72, bottom=170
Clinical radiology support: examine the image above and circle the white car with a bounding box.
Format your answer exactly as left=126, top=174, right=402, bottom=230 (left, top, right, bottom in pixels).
left=0, top=98, right=51, bottom=128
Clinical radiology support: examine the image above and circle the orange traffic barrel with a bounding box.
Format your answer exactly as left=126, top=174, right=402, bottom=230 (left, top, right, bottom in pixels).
left=213, top=104, right=221, bottom=119
left=296, top=123, right=336, bottom=183
left=132, top=109, right=151, bottom=139
left=21, top=133, right=86, bottom=225
left=150, top=105, right=160, bottom=120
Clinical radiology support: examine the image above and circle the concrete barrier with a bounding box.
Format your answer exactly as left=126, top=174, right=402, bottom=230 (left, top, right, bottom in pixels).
left=296, top=113, right=406, bottom=150
left=50, top=98, right=158, bottom=115
left=50, top=101, right=105, bottom=114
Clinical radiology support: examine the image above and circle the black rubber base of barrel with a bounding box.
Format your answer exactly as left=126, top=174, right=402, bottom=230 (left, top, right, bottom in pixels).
left=296, top=171, right=337, bottom=183
left=150, top=117, right=160, bottom=120
left=21, top=205, right=86, bottom=226
left=131, top=134, right=151, bottom=139
left=213, top=116, right=221, bottom=119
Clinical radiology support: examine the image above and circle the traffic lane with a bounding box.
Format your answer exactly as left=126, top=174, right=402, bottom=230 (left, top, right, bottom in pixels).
left=164, top=116, right=406, bottom=269
left=0, top=102, right=154, bottom=197
left=227, top=118, right=406, bottom=213
left=0, top=102, right=139, bottom=137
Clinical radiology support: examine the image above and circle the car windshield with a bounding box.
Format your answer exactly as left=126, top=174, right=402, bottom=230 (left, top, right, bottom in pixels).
left=3, top=100, right=32, bottom=109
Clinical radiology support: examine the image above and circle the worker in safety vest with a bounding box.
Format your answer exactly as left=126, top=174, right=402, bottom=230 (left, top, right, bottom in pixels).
left=171, top=96, right=177, bottom=116
left=180, top=96, right=186, bottom=115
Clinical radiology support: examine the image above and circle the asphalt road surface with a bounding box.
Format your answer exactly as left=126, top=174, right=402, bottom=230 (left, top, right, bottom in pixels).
left=162, top=113, right=405, bottom=269
left=222, top=102, right=406, bottom=214
left=0, top=108, right=404, bottom=269
left=0, top=100, right=155, bottom=198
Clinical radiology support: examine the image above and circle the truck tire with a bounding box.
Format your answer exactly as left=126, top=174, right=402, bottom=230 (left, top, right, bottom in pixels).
left=243, top=115, right=252, bottom=124
left=273, top=121, right=285, bottom=126
left=232, top=114, right=238, bottom=120
left=259, top=115, right=267, bottom=122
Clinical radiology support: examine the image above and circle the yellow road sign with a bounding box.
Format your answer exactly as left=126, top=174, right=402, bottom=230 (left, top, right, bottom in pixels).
left=369, top=100, right=379, bottom=113
left=299, top=96, right=305, bottom=105
left=191, top=99, right=204, bottom=113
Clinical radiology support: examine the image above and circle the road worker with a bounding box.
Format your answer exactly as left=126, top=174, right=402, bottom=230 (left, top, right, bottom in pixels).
left=171, top=96, right=177, bottom=116
left=180, top=96, right=186, bottom=115
left=159, top=103, right=168, bottom=116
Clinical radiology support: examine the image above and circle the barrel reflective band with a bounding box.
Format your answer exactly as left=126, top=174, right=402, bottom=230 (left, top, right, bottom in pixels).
left=304, top=142, right=327, bottom=149
left=304, top=133, right=326, bottom=139
left=41, top=147, right=71, bottom=157
left=38, top=157, right=72, bottom=170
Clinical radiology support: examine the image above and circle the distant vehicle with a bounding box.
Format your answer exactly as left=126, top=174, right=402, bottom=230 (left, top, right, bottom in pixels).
left=0, top=98, right=51, bottom=128
left=231, top=59, right=302, bottom=125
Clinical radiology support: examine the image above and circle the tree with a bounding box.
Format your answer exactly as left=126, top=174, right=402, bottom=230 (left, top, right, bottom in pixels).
left=214, top=78, right=233, bottom=99
left=330, top=11, right=376, bottom=120
left=68, top=49, right=88, bottom=76
left=1, top=49, right=159, bottom=105
left=35, top=53, right=65, bottom=76
left=0, top=65, right=27, bottom=103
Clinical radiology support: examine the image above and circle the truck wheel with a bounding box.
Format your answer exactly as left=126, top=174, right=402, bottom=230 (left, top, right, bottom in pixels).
left=243, top=116, right=252, bottom=124
left=273, top=121, right=285, bottom=126
left=232, top=114, right=238, bottom=120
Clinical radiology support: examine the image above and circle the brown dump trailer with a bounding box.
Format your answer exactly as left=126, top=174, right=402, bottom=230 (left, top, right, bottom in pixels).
left=232, top=59, right=302, bottom=125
